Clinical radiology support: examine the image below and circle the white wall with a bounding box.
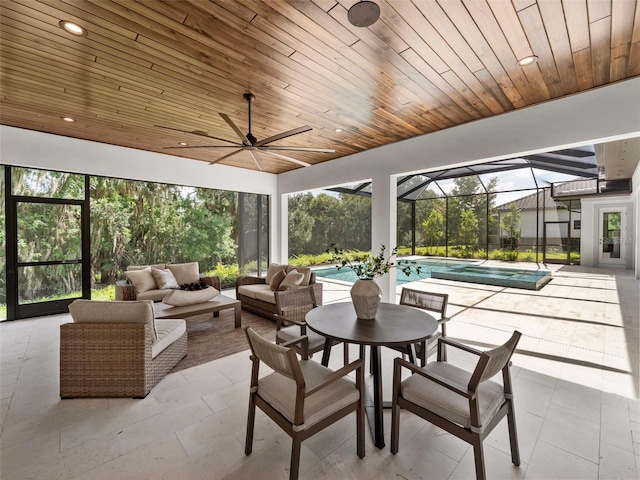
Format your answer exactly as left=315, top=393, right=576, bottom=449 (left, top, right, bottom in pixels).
left=633, top=163, right=640, bottom=279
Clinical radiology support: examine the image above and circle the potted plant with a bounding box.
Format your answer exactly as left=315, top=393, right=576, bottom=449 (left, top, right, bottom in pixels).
left=327, top=244, right=421, bottom=319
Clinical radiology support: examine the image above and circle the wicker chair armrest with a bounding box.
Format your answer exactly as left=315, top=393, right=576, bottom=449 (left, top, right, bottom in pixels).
left=200, top=275, right=221, bottom=291
left=394, top=357, right=473, bottom=399
left=437, top=316, right=451, bottom=325
left=115, top=281, right=137, bottom=301
left=305, top=358, right=364, bottom=397
left=236, top=275, right=267, bottom=288
left=311, top=282, right=323, bottom=306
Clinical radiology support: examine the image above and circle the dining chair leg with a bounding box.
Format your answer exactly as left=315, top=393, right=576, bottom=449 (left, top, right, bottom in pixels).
left=472, top=434, right=486, bottom=480
left=245, top=394, right=256, bottom=455
left=507, top=402, right=521, bottom=465
left=290, top=437, right=302, bottom=480
left=343, top=342, right=349, bottom=364
left=356, top=361, right=365, bottom=458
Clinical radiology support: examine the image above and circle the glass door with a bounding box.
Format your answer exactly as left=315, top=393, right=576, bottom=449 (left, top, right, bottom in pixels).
left=598, top=208, right=626, bottom=267
left=9, top=198, right=88, bottom=319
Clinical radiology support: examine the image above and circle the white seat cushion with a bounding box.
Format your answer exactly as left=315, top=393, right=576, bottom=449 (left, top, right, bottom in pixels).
left=276, top=326, right=327, bottom=352
left=401, top=361, right=504, bottom=430
left=254, top=288, right=277, bottom=304
left=152, top=319, right=186, bottom=359
left=258, top=360, right=359, bottom=430
left=238, top=284, right=272, bottom=300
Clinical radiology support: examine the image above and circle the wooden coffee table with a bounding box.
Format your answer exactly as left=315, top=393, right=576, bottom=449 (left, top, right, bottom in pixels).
left=155, top=294, right=242, bottom=328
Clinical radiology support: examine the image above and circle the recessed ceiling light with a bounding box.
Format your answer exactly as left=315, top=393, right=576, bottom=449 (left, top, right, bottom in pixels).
left=179, top=142, right=188, bottom=146
left=61, top=117, right=75, bottom=122
left=59, top=20, right=86, bottom=36
left=517, top=55, right=538, bottom=67
left=334, top=128, right=343, bottom=133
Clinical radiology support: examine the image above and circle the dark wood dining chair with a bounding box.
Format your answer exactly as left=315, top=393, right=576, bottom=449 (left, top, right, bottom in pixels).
left=275, top=286, right=348, bottom=364
left=390, top=331, right=522, bottom=480
left=244, top=327, right=365, bottom=480
left=375, top=288, right=449, bottom=373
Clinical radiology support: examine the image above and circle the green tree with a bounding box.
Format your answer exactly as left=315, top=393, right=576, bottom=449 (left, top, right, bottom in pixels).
left=459, top=209, right=479, bottom=251
left=500, top=203, right=522, bottom=251
left=422, top=206, right=445, bottom=254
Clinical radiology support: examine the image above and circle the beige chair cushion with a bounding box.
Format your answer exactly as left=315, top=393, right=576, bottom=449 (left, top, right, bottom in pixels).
left=254, top=288, right=277, bottom=304
left=237, top=284, right=272, bottom=300
left=276, top=326, right=327, bottom=352
left=162, top=287, right=220, bottom=306
left=258, top=360, right=359, bottom=429
left=286, top=266, right=312, bottom=286
left=151, top=268, right=179, bottom=289
left=401, top=362, right=504, bottom=429
left=279, top=271, right=305, bottom=289
left=265, top=263, right=288, bottom=284
left=152, top=319, right=186, bottom=359
left=167, top=262, right=200, bottom=285
left=69, top=299, right=158, bottom=342
left=125, top=267, right=157, bottom=293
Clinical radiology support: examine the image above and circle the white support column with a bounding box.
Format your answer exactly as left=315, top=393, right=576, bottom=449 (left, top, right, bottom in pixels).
left=371, top=172, right=397, bottom=303
left=275, top=193, right=289, bottom=265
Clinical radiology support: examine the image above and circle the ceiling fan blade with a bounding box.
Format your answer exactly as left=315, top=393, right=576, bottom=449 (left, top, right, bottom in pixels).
left=247, top=149, right=264, bottom=171
left=253, top=126, right=312, bottom=147
left=219, top=113, right=251, bottom=146
left=259, top=149, right=311, bottom=167
left=155, top=125, right=242, bottom=145
left=262, top=146, right=335, bottom=153
left=163, top=145, right=238, bottom=149
left=208, top=149, right=243, bottom=165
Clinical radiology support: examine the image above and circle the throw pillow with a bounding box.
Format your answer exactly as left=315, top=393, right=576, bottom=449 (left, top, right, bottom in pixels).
left=287, top=266, right=311, bottom=286
left=269, top=270, right=287, bottom=291
left=151, top=268, right=179, bottom=289
left=124, top=267, right=157, bottom=293
left=162, top=287, right=220, bottom=306
left=265, top=263, right=288, bottom=284
left=167, top=262, right=199, bottom=285
left=278, top=270, right=305, bottom=290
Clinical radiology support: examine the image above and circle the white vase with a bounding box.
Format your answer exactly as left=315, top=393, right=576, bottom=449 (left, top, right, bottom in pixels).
left=350, top=279, right=381, bottom=319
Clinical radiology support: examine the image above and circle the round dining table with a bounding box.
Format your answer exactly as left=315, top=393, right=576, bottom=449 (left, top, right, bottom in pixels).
left=306, top=302, right=437, bottom=449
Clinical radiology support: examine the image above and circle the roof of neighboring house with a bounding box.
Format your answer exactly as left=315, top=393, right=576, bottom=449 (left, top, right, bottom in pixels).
left=496, top=189, right=565, bottom=211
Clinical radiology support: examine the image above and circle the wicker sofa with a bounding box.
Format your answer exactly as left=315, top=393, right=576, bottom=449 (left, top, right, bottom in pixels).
left=236, top=264, right=323, bottom=320
left=115, top=262, right=220, bottom=301
left=60, top=299, right=187, bottom=398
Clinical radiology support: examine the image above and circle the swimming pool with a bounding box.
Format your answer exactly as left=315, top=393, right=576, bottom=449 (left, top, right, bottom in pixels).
left=313, top=258, right=476, bottom=285
left=314, top=258, right=552, bottom=290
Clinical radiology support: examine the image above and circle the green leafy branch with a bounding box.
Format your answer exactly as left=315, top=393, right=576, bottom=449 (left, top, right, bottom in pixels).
left=327, top=244, right=421, bottom=280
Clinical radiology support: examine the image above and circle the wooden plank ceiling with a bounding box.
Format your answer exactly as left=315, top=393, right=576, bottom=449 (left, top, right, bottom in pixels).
left=1, top=0, right=639, bottom=174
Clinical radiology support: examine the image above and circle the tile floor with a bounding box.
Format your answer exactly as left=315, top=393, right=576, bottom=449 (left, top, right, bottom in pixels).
left=1, top=263, right=638, bottom=479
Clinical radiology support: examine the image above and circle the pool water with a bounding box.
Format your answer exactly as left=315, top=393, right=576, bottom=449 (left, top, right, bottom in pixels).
left=313, top=258, right=476, bottom=285
left=314, top=258, right=552, bottom=290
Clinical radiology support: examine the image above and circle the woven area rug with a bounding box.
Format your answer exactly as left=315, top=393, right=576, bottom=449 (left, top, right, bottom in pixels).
left=170, top=309, right=276, bottom=373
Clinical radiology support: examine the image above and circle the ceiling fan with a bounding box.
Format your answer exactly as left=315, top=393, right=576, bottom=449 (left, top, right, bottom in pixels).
left=158, top=93, right=335, bottom=170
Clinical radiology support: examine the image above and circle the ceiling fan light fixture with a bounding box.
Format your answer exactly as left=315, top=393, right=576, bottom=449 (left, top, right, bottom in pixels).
left=517, top=55, right=538, bottom=67
left=347, top=1, right=380, bottom=27
left=59, top=20, right=86, bottom=36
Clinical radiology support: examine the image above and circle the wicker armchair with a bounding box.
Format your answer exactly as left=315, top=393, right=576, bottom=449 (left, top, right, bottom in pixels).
left=60, top=300, right=187, bottom=398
